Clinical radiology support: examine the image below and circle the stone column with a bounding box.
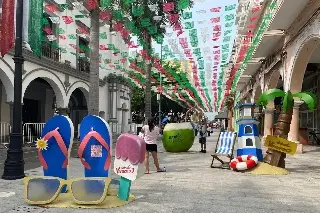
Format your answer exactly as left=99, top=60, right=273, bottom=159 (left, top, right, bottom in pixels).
left=227, top=110, right=233, bottom=131
left=57, top=108, right=69, bottom=116
left=116, top=84, right=122, bottom=120
left=288, top=101, right=303, bottom=153
left=5, top=102, right=14, bottom=126
left=263, top=108, right=274, bottom=138
left=112, top=83, right=118, bottom=119
left=127, top=91, right=132, bottom=124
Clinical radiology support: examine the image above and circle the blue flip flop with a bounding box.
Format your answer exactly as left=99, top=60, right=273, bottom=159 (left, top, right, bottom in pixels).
left=37, top=115, right=74, bottom=192
left=78, top=115, right=112, bottom=177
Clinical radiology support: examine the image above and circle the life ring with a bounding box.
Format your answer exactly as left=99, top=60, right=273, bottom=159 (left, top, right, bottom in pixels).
left=230, top=155, right=258, bottom=171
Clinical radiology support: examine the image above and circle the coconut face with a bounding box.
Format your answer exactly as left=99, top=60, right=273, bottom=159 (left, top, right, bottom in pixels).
left=162, top=123, right=195, bottom=152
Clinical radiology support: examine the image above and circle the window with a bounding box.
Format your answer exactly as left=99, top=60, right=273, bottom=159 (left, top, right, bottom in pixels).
left=108, top=82, right=117, bottom=119
left=121, top=86, right=125, bottom=97
left=78, top=37, right=89, bottom=57
left=308, top=111, right=313, bottom=130
left=246, top=138, right=253, bottom=146
left=42, top=13, right=60, bottom=61
left=300, top=112, right=307, bottom=128
left=77, top=37, right=90, bottom=73
left=109, top=87, right=114, bottom=118
left=244, top=125, right=253, bottom=134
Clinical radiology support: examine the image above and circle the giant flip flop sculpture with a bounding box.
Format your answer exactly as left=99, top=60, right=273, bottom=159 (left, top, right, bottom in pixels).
left=37, top=115, right=74, bottom=193
left=78, top=115, right=112, bottom=177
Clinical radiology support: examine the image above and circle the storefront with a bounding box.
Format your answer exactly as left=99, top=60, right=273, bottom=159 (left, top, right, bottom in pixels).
left=299, top=72, right=319, bottom=132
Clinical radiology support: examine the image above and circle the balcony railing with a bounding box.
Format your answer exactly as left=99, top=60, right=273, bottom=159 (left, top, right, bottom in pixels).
left=78, top=58, right=90, bottom=73
left=41, top=42, right=61, bottom=62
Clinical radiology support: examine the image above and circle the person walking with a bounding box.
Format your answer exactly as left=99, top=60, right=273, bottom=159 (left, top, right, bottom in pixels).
left=199, top=120, right=207, bottom=153
left=194, top=122, right=199, bottom=136
left=207, top=123, right=211, bottom=137
left=141, top=118, right=166, bottom=174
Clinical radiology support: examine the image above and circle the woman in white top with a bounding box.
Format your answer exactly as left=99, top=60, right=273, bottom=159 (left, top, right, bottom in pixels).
left=141, top=118, right=165, bottom=174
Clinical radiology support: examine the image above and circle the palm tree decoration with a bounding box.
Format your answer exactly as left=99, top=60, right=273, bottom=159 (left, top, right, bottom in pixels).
left=225, top=94, right=235, bottom=131
left=258, top=89, right=317, bottom=168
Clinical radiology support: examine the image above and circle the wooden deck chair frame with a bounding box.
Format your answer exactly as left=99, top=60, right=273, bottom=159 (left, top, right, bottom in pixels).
left=210, top=132, right=237, bottom=169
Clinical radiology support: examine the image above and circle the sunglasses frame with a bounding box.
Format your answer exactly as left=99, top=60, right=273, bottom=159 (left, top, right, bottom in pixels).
left=24, top=176, right=112, bottom=205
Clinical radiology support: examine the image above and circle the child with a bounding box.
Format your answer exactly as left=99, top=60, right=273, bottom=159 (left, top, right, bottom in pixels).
left=199, top=121, right=207, bottom=153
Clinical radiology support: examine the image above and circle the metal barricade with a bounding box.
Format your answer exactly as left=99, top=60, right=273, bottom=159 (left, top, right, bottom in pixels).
left=77, top=124, right=80, bottom=139
left=129, top=123, right=137, bottom=134
left=117, top=124, right=122, bottom=134
left=0, top=122, right=11, bottom=148
left=23, top=123, right=45, bottom=146
left=105, top=122, right=138, bottom=135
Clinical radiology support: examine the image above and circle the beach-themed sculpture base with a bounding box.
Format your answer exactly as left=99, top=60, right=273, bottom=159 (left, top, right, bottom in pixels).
left=24, top=115, right=138, bottom=208
left=162, top=122, right=195, bottom=152
left=39, top=189, right=135, bottom=209
left=245, top=162, right=289, bottom=175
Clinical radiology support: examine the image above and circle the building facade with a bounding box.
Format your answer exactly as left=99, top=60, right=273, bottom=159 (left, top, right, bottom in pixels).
left=233, top=0, right=320, bottom=152
left=0, top=1, right=134, bottom=146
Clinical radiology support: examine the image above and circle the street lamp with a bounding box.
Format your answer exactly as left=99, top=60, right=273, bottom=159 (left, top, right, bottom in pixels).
left=2, top=0, right=25, bottom=179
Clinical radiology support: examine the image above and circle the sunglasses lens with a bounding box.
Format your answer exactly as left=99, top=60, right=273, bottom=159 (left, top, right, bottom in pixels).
left=71, top=179, right=106, bottom=202
left=27, top=178, right=60, bottom=202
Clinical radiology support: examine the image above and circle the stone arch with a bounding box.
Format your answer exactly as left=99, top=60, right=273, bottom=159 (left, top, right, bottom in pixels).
left=66, top=81, right=89, bottom=106
left=287, top=35, right=320, bottom=93
left=283, top=15, right=320, bottom=92
left=265, top=68, right=281, bottom=91
left=0, top=67, right=14, bottom=102
left=22, top=69, right=67, bottom=107
left=0, top=57, right=14, bottom=73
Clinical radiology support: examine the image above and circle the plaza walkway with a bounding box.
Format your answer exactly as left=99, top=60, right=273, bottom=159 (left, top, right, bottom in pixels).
left=1, top=131, right=320, bottom=213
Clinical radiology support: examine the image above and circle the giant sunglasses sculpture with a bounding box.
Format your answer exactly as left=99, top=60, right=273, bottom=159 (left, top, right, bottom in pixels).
left=24, top=115, right=145, bottom=208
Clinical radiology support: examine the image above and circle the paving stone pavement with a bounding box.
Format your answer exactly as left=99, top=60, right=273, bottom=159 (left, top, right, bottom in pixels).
left=1, top=131, right=320, bottom=213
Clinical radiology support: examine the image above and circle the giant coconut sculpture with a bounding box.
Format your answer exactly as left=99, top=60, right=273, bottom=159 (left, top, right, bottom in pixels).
left=162, top=122, right=195, bottom=152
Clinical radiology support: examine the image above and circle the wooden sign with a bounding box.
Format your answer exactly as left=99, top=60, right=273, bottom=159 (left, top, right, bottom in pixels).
left=264, top=135, right=297, bottom=155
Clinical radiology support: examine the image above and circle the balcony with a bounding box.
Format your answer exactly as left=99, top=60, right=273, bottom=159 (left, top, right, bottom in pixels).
left=41, top=42, right=61, bottom=62
left=78, top=58, right=90, bottom=73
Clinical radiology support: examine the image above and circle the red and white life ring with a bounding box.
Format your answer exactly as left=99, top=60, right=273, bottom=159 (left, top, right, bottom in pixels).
left=230, top=155, right=258, bottom=171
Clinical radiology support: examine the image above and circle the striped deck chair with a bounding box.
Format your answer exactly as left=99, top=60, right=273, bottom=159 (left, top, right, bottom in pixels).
left=210, top=131, right=237, bottom=169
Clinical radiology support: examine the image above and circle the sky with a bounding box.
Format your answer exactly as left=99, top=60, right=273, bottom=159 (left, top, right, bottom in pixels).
left=159, top=0, right=238, bottom=119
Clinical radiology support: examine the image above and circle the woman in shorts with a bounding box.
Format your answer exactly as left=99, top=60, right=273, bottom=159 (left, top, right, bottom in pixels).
left=141, top=118, right=166, bottom=174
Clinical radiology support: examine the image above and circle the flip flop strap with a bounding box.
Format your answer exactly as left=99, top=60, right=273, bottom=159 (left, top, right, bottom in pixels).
left=78, top=131, right=111, bottom=171
left=38, top=128, right=69, bottom=170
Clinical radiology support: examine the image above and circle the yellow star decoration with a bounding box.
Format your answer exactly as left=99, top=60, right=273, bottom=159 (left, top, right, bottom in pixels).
left=36, top=138, right=48, bottom=150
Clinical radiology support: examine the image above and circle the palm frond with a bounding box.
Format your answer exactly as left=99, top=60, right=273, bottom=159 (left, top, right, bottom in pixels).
left=293, top=92, right=317, bottom=110
left=258, top=89, right=285, bottom=107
